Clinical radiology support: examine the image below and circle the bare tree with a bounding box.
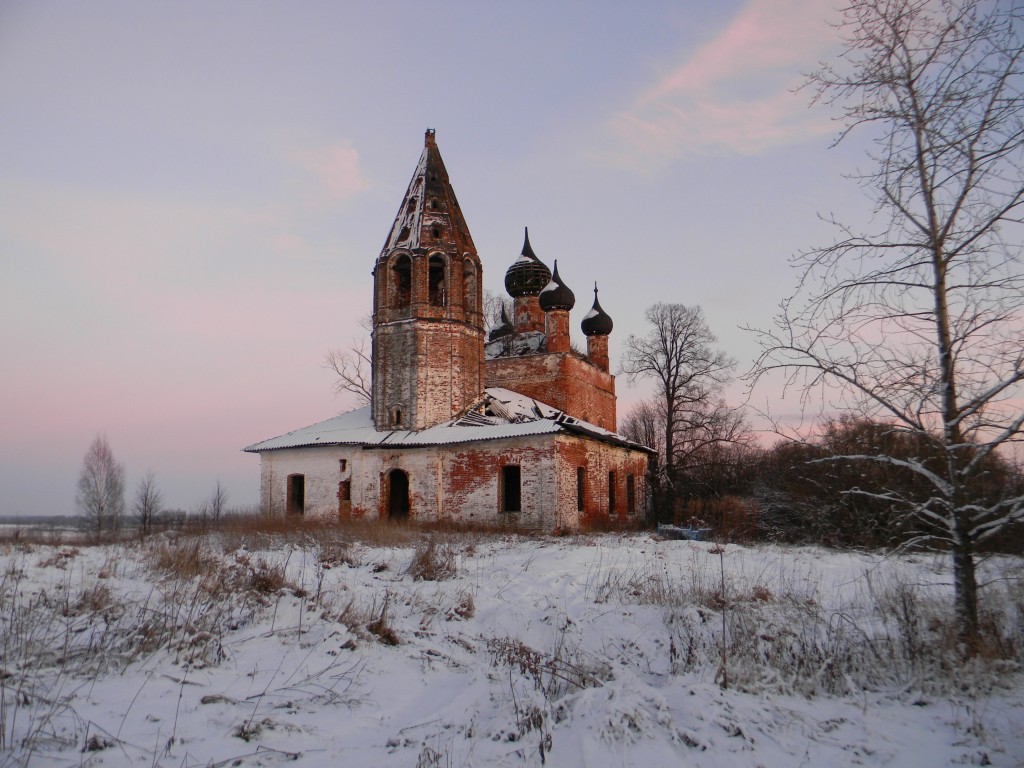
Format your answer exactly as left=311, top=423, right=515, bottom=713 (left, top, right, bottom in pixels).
left=76, top=434, right=125, bottom=536
left=620, top=399, right=664, bottom=457
left=209, top=480, right=229, bottom=523
left=621, top=304, right=738, bottom=521
left=325, top=314, right=372, bottom=407
left=484, top=288, right=513, bottom=335
left=134, top=470, right=163, bottom=536
left=749, top=0, right=1024, bottom=648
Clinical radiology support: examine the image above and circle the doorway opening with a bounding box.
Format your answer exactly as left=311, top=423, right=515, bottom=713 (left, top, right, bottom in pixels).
left=287, top=474, right=305, bottom=516
left=388, top=469, right=410, bottom=519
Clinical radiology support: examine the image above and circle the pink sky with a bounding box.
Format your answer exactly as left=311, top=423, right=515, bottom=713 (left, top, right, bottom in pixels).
left=0, top=0, right=860, bottom=515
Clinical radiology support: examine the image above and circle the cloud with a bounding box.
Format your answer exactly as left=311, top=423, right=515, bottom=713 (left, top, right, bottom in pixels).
left=298, top=141, right=369, bottom=200
left=601, top=0, right=842, bottom=169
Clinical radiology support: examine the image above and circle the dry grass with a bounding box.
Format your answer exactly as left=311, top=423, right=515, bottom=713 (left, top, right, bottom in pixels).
left=407, top=540, right=457, bottom=581
left=589, top=552, right=1024, bottom=697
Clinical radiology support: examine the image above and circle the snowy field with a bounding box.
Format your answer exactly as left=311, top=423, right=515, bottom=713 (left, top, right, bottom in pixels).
left=1, top=528, right=1022, bottom=767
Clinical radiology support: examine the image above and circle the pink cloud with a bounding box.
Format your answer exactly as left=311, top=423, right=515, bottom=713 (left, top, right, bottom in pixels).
left=602, top=0, right=842, bottom=168
left=298, top=141, right=369, bottom=200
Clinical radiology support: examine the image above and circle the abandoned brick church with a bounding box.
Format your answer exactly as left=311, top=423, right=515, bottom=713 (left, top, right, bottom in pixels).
left=245, top=130, right=652, bottom=530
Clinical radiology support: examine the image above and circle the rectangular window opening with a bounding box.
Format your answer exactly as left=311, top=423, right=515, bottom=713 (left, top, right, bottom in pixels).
left=576, top=467, right=585, bottom=512
left=627, top=474, right=636, bottom=515
left=502, top=465, right=522, bottom=513
left=608, top=471, right=616, bottom=514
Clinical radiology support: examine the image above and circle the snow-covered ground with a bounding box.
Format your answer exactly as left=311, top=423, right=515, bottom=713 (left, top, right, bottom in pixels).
left=1, top=530, right=1022, bottom=767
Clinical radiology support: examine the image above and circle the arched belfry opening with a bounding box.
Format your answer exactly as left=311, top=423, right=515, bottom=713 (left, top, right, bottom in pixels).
left=463, top=258, right=477, bottom=314
left=387, top=469, right=410, bottom=519
left=428, top=255, right=447, bottom=306
left=392, top=255, right=412, bottom=308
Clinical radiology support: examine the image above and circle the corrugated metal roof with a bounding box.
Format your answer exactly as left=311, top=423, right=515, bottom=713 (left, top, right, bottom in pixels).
left=243, top=388, right=652, bottom=454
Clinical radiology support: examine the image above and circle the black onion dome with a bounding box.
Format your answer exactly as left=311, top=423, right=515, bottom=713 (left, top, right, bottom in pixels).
left=581, top=284, right=613, bottom=336
left=504, top=227, right=551, bottom=297
left=539, top=260, right=575, bottom=311
left=488, top=304, right=514, bottom=341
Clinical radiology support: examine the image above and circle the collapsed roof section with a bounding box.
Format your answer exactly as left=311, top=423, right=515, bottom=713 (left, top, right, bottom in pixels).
left=244, top=388, right=652, bottom=454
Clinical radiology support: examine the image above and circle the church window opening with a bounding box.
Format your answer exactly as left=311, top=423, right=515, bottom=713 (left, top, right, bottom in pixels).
left=287, top=474, right=305, bottom=516
left=608, top=471, right=616, bottom=514
left=577, top=467, right=585, bottom=512
left=627, top=474, right=636, bottom=514
left=463, top=259, right=477, bottom=313
left=431, top=226, right=441, bottom=238
left=501, top=465, right=521, bottom=513
left=429, top=255, right=446, bottom=306
left=339, top=459, right=347, bottom=472
left=430, top=199, right=438, bottom=210
left=387, top=469, right=410, bottom=519
left=406, top=197, right=417, bottom=213
left=391, top=406, right=403, bottom=428
left=392, top=255, right=411, bottom=308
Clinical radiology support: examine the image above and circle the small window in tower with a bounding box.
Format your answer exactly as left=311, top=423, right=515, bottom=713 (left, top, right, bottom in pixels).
left=392, top=406, right=403, bottom=428
left=429, top=255, right=446, bottom=306
left=432, top=227, right=441, bottom=238
left=501, top=465, right=522, bottom=513
left=406, top=197, right=417, bottom=213
left=397, top=227, right=410, bottom=243
left=577, top=467, right=585, bottom=512
left=392, top=255, right=411, bottom=308
left=339, top=459, right=347, bottom=472
left=430, top=199, right=438, bottom=210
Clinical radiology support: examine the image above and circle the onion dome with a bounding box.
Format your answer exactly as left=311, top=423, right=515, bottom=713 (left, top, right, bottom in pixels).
left=539, top=260, right=575, bottom=312
left=581, top=283, right=613, bottom=336
left=504, top=227, right=551, bottom=297
left=488, top=304, right=514, bottom=341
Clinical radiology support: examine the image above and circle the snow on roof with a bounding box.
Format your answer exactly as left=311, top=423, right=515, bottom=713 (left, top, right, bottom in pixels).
left=243, top=388, right=652, bottom=454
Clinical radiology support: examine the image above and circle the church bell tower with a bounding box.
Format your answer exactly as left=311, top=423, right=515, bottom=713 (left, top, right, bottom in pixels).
left=371, top=129, right=485, bottom=431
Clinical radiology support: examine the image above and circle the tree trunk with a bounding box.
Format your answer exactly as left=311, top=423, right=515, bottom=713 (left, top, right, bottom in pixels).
left=951, top=514, right=980, bottom=652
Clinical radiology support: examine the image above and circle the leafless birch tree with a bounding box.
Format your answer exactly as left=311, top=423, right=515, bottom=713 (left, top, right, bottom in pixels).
left=76, top=434, right=125, bottom=535
left=749, top=0, right=1024, bottom=649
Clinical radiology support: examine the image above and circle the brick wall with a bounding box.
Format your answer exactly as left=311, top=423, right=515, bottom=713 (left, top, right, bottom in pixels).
left=372, top=319, right=484, bottom=430
left=258, top=432, right=649, bottom=531
left=485, top=352, right=617, bottom=430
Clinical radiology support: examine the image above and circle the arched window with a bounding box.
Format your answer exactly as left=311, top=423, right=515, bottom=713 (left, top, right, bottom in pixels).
left=429, top=255, right=446, bottom=307
left=392, top=255, right=411, bottom=308
left=463, top=258, right=477, bottom=313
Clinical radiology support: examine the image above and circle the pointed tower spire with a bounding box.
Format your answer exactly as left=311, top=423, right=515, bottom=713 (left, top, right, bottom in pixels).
left=380, top=129, right=476, bottom=256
